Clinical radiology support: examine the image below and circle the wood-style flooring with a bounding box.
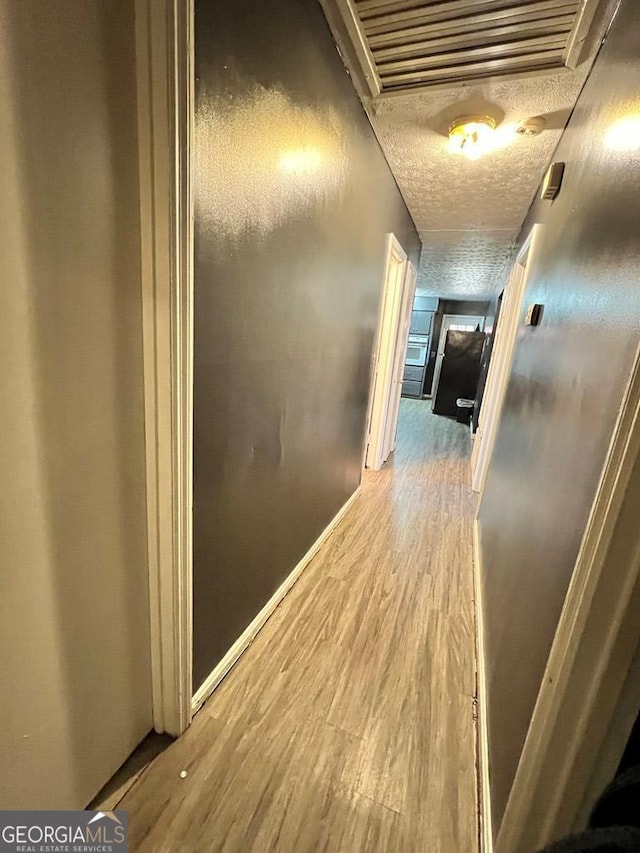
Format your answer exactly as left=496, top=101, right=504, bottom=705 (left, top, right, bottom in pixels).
left=120, top=399, right=479, bottom=852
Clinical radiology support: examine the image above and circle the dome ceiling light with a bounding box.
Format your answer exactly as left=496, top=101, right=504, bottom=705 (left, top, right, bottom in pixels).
left=448, top=116, right=497, bottom=160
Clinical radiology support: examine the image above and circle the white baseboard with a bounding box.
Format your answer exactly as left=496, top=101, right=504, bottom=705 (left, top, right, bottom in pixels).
left=473, top=518, right=494, bottom=853
left=191, top=485, right=362, bottom=713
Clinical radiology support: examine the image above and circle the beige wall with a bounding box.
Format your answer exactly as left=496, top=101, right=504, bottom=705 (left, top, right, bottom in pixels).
left=0, top=1, right=151, bottom=807
left=478, top=0, right=640, bottom=836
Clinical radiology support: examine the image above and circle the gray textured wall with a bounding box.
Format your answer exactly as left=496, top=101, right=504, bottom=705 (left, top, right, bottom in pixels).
left=479, top=0, right=640, bottom=833
left=193, top=0, right=419, bottom=687
left=0, top=1, right=151, bottom=808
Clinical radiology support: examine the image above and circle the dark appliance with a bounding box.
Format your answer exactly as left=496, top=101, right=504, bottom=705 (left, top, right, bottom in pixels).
left=432, top=330, right=485, bottom=417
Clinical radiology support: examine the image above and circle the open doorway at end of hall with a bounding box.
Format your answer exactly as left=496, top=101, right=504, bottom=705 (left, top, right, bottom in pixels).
left=399, top=296, right=490, bottom=435
left=364, top=238, right=491, bottom=473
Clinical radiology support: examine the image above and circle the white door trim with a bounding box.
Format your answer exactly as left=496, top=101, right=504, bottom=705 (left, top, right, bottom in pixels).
left=473, top=518, right=494, bottom=853
left=471, top=227, right=538, bottom=494
left=135, top=0, right=194, bottom=737
left=365, top=234, right=407, bottom=471
left=384, top=260, right=417, bottom=456
left=495, top=344, right=640, bottom=851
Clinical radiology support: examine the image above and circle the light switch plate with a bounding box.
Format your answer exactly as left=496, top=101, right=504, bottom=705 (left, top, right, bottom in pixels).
left=525, top=304, right=543, bottom=326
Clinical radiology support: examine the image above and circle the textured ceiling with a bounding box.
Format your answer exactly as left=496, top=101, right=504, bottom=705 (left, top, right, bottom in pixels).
left=320, top=0, right=615, bottom=299
left=370, top=68, right=590, bottom=297
left=414, top=228, right=515, bottom=298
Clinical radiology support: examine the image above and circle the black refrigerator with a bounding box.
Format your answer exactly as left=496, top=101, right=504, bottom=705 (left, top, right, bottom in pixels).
left=432, top=330, right=486, bottom=417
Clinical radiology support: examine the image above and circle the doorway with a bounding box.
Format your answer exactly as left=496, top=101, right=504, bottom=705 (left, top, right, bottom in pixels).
left=471, top=226, right=539, bottom=494
left=431, top=314, right=486, bottom=408
left=365, top=234, right=416, bottom=471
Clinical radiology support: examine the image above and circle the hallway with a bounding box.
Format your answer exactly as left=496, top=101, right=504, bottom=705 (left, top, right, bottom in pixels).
left=121, top=400, right=479, bottom=852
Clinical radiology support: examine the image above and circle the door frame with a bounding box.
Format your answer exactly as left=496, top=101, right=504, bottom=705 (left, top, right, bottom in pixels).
left=365, top=234, right=408, bottom=471
left=471, top=226, right=539, bottom=494
left=384, top=261, right=417, bottom=457
left=430, top=313, right=486, bottom=407
left=135, top=0, right=194, bottom=737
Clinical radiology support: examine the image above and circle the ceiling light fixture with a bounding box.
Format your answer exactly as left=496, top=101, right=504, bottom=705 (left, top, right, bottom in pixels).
left=448, top=115, right=496, bottom=160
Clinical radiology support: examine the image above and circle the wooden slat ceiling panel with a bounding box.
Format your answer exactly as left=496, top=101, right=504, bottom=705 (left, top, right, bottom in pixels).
left=369, top=9, right=576, bottom=50
left=373, top=18, right=575, bottom=62
left=381, top=51, right=565, bottom=88
left=358, top=0, right=578, bottom=30
left=351, top=0, right=582, bottom=90
left=378, top=34, right=568, bottom=72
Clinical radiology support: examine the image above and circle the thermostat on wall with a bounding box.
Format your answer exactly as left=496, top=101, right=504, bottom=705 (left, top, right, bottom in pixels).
left=525, top=304, right=543, bottom=326
left=541, top=162, right=565, bottom=200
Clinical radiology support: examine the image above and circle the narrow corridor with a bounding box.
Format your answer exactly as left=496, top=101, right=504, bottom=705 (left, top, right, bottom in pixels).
left=122, top=400, right=479, bottom=852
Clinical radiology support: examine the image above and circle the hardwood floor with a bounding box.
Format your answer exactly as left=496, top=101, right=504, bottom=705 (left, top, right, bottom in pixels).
left=120, top=400, right=479, bottom=852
